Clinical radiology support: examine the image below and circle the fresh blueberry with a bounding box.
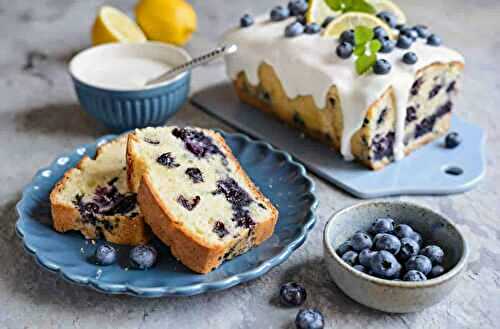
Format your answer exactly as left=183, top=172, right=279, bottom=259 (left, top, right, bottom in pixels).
left=396, top=35, right=413, bottom=49
left=376, top=11, right=397, bottom=28
left=370, top=250, right=402, bottom=279
left=350, top=232, right=373, bottom=251
left=379, top=39, right=395, bottom=53
left=336, top=241, right=352, bottom=256
left=373, top=59, right=391, bottom=75
left=340, top=29, right=355, bottom=45
left=359, top=249, right=376, bottom=268
left=280, top=282, right=307, bottom=306
left=295, top=308, right=325, bottom=329
left=409, top=231, right=423, bottom=246
left=398, top=238, right=420, bottom=262
left=403, top=52, right=418, bottom=65
left=288, top=0, right=308, bottom=16
left=406, top=255, right=432, bottom=275
left=94, top=244, right=117, bottom=266
left=270, top=5, right=290, bottom=22
left=420, top=245, right=444, bottom=264
left=354, top=264, right=367, bottom=273
left=373, top=26, right=388, bottom=40
left=129, top=245, right=157, bottom=270
left=321, top=16, right=335, bottom=28
left=445, top=132, right=461, bottom=149
left=393, top=224, right=414, bottom=239
left=429, top=265, right=445, bottom=278
left=240, top=14, right=254, bottom=28
left=304, top=23, right=321, bottom=34
left=374, top=233, right=401, bottom=254
left=400, top=27, right=418, bottom=41
left=427, top=34, right=442, bottom=46
left=341, top=251, right=358, bottom=266
left=414, top=25, right=430, bottom=38
left=403, top=270, right=427, bottom=281
left=285, top=21, right=305, bottom=37
left=371, top=218, right=395, bottom=234
left=395, top=24, right=406, bottom=31
left=336, top=41, right=353, bottom=59
left=295, top=15, right=307, bottom=25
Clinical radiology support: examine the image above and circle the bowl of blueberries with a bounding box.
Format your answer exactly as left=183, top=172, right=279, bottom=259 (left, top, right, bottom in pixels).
left=323, top=201, right=468, bottom=313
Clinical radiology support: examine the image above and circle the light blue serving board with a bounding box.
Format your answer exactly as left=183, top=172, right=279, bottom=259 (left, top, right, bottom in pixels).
left=191, top=83, right=486, bottom=199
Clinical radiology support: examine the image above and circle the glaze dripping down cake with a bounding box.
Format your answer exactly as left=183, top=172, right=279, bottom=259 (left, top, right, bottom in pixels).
left=127, top=126, right=278, bottom=273
left=50, top=136, right=150, bottom=245
left=223, top=1, right=464, bottom=170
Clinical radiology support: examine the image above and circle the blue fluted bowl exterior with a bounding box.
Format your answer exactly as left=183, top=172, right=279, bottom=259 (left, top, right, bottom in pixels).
left=72, top=72, right=190, bottom=132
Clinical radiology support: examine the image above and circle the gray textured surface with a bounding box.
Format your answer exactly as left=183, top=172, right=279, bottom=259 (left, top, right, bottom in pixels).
left=0, top=0, right=499, bottom=328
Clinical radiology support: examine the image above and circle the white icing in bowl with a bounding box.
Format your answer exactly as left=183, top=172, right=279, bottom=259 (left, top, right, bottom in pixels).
left=223, top=15, right=464, bottom=161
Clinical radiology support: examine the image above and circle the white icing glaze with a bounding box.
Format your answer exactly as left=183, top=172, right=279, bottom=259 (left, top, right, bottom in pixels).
left=223, top=15, right=464, bottom=160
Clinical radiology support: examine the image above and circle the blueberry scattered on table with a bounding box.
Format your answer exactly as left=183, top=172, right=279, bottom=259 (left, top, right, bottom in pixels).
left=336, top=219, right=447, bottom=281
left=406, top=255, right=432, bottom=275
left=304, top=23, right=321, bottom=34
left=285, top=21, right=305, bottom=37
left=373, top=59, right=392, bottom=75
left=240, top=14, right=254, bottom=28
left=336, top=42, right=353, bottom=59
left=427, top=34, right=442, bottom=46
left=421, top=245, right=444, bottom=264
left=376, top=11, right=397, bottom=28
left=270, top=5, right=290, bottom=22
left=414, top=25, right=430, bottom=38
left=129, top=245, right=158, bottom=270
left=340, top=29, right=355, bottom=45
left=94, top=243, right=117, bottom=266
left=295, top=308, right=325, bottom=329
left=403, top=270, right=427, bottom=281
left=371, top=217, right=395, bottom=234
left=403, top=52, right=418, bottom=65
left=445, top=132, right=461, bottom=149
left=280, top=282, right=307, bottom=306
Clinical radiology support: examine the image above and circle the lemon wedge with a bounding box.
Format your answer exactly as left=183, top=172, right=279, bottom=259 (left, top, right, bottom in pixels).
left=323, top=12, right=397, bottom=39
left=306, top=0, right=338, bottom=25
left=91, top=6, right=147, bottom=46
left=368, top=0, right=407, bottom=24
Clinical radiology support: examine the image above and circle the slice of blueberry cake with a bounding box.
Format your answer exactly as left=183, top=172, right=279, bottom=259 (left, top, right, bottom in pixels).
left=127, top=126, right=278, bottom=273
left=50, top=136, right=149, bottom=245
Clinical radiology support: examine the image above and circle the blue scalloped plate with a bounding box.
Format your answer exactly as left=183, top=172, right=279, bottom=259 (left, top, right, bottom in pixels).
left=15, top=131, right=317, bottom=297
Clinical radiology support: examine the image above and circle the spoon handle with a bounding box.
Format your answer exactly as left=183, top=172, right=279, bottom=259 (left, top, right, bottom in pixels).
left=146, top=44, right=238, bottom=86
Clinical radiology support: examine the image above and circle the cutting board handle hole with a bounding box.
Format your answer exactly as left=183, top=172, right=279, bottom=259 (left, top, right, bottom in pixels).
left=444, top=166, right=464, bottom=176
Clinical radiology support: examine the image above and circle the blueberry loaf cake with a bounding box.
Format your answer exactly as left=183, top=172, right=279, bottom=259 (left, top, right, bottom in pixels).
left=127, top=126, right=278, bottom=273
left=223, top=2, right=464, bottom=170
left=50, top=136, right=149, bottom=245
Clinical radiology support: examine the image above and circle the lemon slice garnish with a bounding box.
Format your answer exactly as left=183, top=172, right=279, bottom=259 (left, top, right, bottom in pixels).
left=323, top=12, right=397, bottom=39
left=91, top=6, right=147, bottom=46
left=306, top=0, right=338, bottom=25
left=368, top=0, right=407, bottom=24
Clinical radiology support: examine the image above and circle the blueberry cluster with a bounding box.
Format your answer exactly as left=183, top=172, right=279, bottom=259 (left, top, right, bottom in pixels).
left=172, top=128, right=224, bottom=159
left=214, top=177, right=256, bottom=228
left=279, top=282, right=325, bottom=329
left=337, top=218, right=446, bottom=282
left=92, top=243, right=158, bottom=270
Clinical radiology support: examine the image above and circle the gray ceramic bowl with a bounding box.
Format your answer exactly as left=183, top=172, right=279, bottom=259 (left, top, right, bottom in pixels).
left=323, top=201, right=468, bottom=313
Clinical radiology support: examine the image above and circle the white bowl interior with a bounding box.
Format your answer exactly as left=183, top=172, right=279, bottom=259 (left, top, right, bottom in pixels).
left=69, top=42, right=191, bottom=91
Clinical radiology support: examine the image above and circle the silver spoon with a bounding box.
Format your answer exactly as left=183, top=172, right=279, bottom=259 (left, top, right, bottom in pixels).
left=145, top=44, right=238, bottom=86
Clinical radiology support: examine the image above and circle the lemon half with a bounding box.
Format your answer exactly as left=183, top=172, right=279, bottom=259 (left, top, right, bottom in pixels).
left=323, top=12, right=397, bottom=39
left=306, top=0, right=338, bottom=25
left=91, top=6, right=147, bottom=46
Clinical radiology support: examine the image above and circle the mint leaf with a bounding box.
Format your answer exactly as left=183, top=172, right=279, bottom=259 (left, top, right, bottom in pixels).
left=325, top=0, right=343, bottom=11
left=354, top=26, right=373, bottom=45
left=356, top=54, right=377, bottom=75
left=349, top=0, right=376, bottom=14
left=354, top=44, right=366, bottom=56
left=369, top=39, right=382, bottom=54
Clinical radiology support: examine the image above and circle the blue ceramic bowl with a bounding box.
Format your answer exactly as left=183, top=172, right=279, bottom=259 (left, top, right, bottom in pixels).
left=16, top=131, right=318, bottom=297
left=69, top=42, right=191, bottom=132
left=324, top=201, right=468, bottom=313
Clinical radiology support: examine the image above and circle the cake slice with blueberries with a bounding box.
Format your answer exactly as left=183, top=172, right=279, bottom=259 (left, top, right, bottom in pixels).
left=50, top=136, right=150, bottom=245
left=223, top=0, right=464, bottom=170
left=126, top=126, right=278, bottom=273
